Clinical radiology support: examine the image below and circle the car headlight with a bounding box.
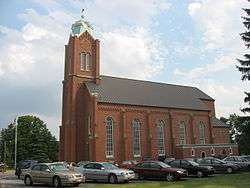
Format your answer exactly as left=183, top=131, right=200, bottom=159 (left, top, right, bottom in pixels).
left=177, top=170, right=184, bottom=174
left=121, top=172, right=128, bottom=176
left=66, top=175, right=74, bottom=179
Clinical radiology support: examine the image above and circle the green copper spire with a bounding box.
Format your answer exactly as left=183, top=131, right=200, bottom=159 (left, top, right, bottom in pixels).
left=71, top=9, right=93, bottom=37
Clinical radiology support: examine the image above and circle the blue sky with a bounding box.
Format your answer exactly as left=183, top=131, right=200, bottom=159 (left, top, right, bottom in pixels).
left=0, top=0, right=249, bottom=139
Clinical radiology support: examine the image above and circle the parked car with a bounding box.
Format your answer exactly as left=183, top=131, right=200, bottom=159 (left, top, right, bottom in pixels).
left=21, top=162, right=84, bottom=187
left=197, top=157, right=239, bottom=174
left=131, top=161, right=188, bottom=181
left=241, top=155, right=250, bottom=162
left=119, top=160, right=138, bottom=169
left=223, top=156, right=250, bottom=171
left=167, top=159, right=214, bottom=178
left=15, top=160, right=38, bottom=179
left=77, top=161, right=90, bottom=167
left=76, top=162, right=135, bottom=183
left=0, top=163, right=7, bottom=172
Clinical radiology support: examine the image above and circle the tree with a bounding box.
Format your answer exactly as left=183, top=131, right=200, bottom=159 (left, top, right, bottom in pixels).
left=0, top=115, right=58, bottom=166
left=237, top=6, right=250, bottom=113
left=221, top=114, right=250, bottom=155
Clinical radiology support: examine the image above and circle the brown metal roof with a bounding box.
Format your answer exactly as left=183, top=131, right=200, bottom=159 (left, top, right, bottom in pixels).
left=212, top=117, right=229, bottom=128
left=86, top=75, right=214, bottom=111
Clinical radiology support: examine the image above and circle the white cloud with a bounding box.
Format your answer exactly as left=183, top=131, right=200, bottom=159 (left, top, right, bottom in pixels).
left=101, top=27, right=167, bottom=79
left=22, top=23, right=49, bottom=41
left=71, top=0, right=171, bottom=29
left=188, top=2, right=201, bottom=16
left=188, top=0, right=246, bottom=50
left=198, top=82, right=249, bottom=118
left=174, top=55, right=235, bottom=79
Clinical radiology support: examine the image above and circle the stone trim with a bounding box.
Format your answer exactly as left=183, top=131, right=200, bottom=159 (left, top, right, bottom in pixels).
left=176, top=143, right=238, bottom=149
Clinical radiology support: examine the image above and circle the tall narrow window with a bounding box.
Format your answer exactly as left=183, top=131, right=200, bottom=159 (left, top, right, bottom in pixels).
left=87, top=115, right=91, bottom=136
left=132, top=119, right=141, bottom=157
left=80, top=52, right=91, bottom=71
left=199, top=122, right=205, bottom=144
left=106, top=117, right=114, bottom=158
left=80, top=53, right=86, bottom=70
left=86, top=53, right=91, bottom=71
left=157, top=120, right=165, bottom=156
left=179, top=121, right=186, bottom=145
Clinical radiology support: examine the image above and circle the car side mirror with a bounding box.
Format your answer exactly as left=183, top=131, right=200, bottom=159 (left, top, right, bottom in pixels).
left=100, top=167, right=105, bottom=170
left=45, top=169, right=51, bottom=172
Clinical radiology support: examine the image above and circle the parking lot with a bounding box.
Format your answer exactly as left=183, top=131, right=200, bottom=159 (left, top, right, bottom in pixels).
left=1, top=171, right=250, bottom=188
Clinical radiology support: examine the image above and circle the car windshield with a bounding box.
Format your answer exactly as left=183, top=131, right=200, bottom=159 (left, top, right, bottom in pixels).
left=158, top=161, right=171, bottom=168
left=102, top=163, right=119, bottom=170
left=49, top=164, right=69, bottom=172
left=239, top=157, right=248, bottom=162
left=215, top=159, right=226, bottom=164
left=189, top=161, right=199, bottom=166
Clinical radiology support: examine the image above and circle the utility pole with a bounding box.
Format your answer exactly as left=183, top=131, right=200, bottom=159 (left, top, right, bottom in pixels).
left=4, top=141, right=7, bottom=163
left=14, top=117, right=18, bottom=169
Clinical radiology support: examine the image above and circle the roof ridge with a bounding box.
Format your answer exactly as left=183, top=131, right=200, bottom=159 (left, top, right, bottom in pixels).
left=100, top=75, right=197, bottom=89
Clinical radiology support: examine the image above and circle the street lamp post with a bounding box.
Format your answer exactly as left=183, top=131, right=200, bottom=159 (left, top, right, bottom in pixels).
left=14, top=118, right=17, bottom=169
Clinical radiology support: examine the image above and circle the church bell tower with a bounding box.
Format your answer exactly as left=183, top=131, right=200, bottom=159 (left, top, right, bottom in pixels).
left=60, top=13, right=100, bottom=161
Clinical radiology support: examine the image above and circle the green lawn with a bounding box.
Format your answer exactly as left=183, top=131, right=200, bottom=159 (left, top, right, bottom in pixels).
left=88, top=172, right=250, bottom=188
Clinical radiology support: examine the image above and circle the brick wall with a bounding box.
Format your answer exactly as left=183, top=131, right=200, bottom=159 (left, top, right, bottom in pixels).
left=91, top=103, right=219, bottom=163
left=212, top=127, right=231, bottom=144
left=176, top=144, right=239, bottom=159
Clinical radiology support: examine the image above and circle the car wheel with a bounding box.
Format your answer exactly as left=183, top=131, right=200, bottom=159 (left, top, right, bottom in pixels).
left=73, top=183, right=80, bottom=187
left=166, top=173, right=174, bottom=182
left=227, top=167, right=233, bottom=174
left=109, top=174, right=118, bottom=184
left=197, top=171, right=203, bottom=178
left=24, top=176, right=33, bottom=186
left=138, top=173, right=144, bottom=180
left=53, top=176, right=62, bottom=188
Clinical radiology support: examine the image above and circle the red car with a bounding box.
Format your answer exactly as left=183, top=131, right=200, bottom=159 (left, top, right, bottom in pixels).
left=120, top=160, right=138, bottom=169
left=131, top=161, right=188, bottom=181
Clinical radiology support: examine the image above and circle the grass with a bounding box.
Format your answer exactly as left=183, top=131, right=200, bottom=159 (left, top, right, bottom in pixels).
left=85, top=172, right=250, bottom=188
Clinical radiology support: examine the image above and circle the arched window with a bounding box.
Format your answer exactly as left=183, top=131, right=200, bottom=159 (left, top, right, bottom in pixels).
left=157, top=120, right=165, bottom=156
left=211, top=148, right=215, bottom=156
left=179, top=121, right=186, bottom=145
left=201, top=151, right=206, bottom=158
left=106, top=117, right=114, bottom=158
left=80, top=52, right=91, bottom=71
left=229, top=147, right=233, bottom=154
left=132, top=119, right=141, bottom=157
left=199, top=122, right=205, bottom=144
left=191, top=148, right=195, bottom=156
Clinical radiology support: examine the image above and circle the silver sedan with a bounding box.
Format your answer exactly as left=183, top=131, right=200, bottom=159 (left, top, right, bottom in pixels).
left=76, top=162, right=135, bottom=183
left=21, top=163, right=85, bottom=187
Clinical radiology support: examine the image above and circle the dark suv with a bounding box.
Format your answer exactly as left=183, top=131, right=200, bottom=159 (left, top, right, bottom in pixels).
left=197, top=157, right=239, bottom=174
left=15, top=160, right=38, bottom=179
left=168, top=159, right=214, bottom=178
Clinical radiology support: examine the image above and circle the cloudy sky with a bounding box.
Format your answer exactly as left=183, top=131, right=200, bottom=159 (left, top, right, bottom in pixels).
left=0, top=0, right=249, bottom=139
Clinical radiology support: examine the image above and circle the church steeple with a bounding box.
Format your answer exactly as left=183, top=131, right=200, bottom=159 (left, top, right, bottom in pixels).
left=64, top=10, right=100, bottom=84
left=60, top=11, right=100, bottom=161
left=71, top=10, right=93, bottom=36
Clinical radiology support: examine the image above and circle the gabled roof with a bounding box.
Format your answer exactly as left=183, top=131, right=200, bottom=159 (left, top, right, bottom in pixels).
left=86, top=75, right=214, bottom=111
left=212, top=117, right=230, bottom=128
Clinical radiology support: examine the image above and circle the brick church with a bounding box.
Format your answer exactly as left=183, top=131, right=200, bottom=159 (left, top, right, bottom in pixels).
left=59, top=17, right=238, bottom=163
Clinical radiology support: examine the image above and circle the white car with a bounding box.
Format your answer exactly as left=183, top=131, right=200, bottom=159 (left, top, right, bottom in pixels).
left=76, top=162, right=135, bottom=183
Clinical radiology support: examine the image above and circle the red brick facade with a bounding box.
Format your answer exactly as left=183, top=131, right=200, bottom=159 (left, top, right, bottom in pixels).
left=59, top=31, right=238, bottom=163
